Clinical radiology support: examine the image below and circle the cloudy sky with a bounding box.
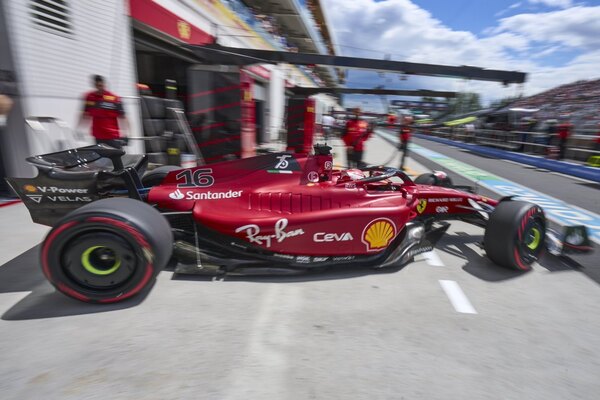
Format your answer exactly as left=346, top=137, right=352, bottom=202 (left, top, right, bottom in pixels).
left=321, top=0, right=600, bottom=109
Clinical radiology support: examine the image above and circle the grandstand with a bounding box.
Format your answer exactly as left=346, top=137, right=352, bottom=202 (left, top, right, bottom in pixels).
left=509, top=78, right=600, bottom=134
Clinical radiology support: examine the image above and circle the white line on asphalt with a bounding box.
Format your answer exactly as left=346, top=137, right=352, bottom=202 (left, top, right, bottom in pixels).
left=439, top=280, right=477, bottom=314
left=223, top=285, right=302, bottom=399
left=0, top=292, right=31, bottom=314
left=422, top=250, right=445, bottom=267
left=502, top=159, right=535, bottom=168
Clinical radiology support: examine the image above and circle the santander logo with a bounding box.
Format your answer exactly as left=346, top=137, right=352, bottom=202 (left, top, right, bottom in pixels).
left=169, top=189, right=184, bottom=200
left=168, top=188, right=243, bottom=201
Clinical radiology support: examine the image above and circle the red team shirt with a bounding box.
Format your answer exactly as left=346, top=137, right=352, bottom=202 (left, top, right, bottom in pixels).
left=400, top=126, right=411, bottom=144
left=556, top=123, right=572, bottom=140
left=84, top=90, right=125, bottom=139
left=343, top=119, right=372, bottom=151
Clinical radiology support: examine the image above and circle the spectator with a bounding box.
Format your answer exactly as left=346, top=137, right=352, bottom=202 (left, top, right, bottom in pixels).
left=386, top=112, right=397, bottom=127
left=596, top=123, right=600, bottom=152
left=78, top=75, right=129, bottom=149
left=398, top=115, right=413, bottom=170
left=556, top=117, right=572, bottom=160
left=342, top=107, right=372, bottom=168
left=545, top=119, right=557, bottom=147
left=465, top=123, right=475, bottom=142
left=0, top=92, right=12, bottom=127
left=322, top=112, right=335, bottom=142
left=0, top=71, right=16, bottom=196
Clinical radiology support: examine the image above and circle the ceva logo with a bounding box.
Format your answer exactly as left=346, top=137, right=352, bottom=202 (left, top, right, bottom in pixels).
left=169, top=189, right=184, bottom=200
left=313, top=232, right=354, bottom=242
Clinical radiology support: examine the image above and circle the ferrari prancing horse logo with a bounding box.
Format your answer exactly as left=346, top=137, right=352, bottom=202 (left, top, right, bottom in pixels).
left=177, top=20, right=191, bottom=40
left=417, top=199, right=427, bottom=214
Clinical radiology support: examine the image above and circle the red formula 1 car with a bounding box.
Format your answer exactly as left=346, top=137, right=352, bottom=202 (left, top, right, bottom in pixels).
left=6, top=144, right=590, bottom=303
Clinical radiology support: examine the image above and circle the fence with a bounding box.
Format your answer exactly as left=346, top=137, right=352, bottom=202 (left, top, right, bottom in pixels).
left=417, top=127, right=599, bottom=162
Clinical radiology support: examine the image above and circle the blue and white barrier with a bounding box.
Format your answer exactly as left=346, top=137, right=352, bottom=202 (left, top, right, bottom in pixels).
left=413, top=133, right=600, bottom=183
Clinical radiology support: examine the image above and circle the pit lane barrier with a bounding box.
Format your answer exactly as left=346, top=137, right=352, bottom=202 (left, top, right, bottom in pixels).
left=416, top=127, right=598, bottom=162
left=411, top=131, right=600, bottom=184
left=375, top=128, right=600, bottom=244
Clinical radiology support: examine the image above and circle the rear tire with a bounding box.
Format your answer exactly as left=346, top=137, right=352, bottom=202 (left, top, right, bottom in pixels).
left=41, top=198, right=173, bottom=303
left=484, top=201, right=545, bottom=270
left=142, top=165, right=180, bottom=187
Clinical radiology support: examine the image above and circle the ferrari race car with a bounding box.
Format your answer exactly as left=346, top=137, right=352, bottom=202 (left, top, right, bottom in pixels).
left=6, top=144, right=592, bottom=303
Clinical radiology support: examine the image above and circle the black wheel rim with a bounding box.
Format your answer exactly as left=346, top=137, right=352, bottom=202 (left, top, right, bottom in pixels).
left=61, top=231, right=138, bottom=289
left=519, top=217, right=545, bottom=263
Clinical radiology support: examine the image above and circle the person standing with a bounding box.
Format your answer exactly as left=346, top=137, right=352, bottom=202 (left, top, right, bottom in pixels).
left=386, top=112, right=397, bottom=127
left=321, top=112, right=335, bottom=142
left=78, top=75, right=129, bottom=149
left=398, top=115, right=413, bottom=170
left=0, top=72, right=15, bottom=196
left=595, top=122, right=600, bottom=152
left=556, top=117, right=572, bottom=160
left=342, top=107, right=372, bottom=168
left=0, top=91, right=13, bottom=126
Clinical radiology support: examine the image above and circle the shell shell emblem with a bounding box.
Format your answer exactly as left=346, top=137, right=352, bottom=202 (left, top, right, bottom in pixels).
left=362, top=218, right=397, bottom=251
left=416, top=199, right=427, bottom=214
left=23, top=184, right=37, bottom=193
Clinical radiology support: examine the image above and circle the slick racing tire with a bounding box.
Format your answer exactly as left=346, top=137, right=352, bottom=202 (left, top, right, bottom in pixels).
left=414, top=171, right=453, bottom=187
left=40, top=198, right=173, bottom=303
left=484, top=200, right=545, bottom=271
left=142, top=165, right=180, bottom=187
left=141, top=96, right=166, bottom=119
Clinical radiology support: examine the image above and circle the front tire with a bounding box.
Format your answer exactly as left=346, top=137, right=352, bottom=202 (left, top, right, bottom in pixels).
left=414, top=171, right=453, bottom=187
left=41, top=198, right=173, bottom=303
left=484, top=201, right=545, bottom=270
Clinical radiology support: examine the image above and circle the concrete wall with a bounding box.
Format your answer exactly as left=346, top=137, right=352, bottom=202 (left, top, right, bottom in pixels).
left=3, top=0, right=142, bottom=169
left=269, top=65, right=285, bottom=141
left=0, top=0, right=32, bottom=178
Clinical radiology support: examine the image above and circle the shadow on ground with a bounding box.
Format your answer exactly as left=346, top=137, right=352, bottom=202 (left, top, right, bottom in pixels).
left=437, top=231, right=600, bottom=286
left=0, top=245, right=152, bottom=321
left=171, top=263, right=405, bottom=284
left=0, top=245, right=406, bottom=320
left=436, top=232, right=527, bottom=282
left=2, top=233, right=597, bottom=320
left=576, top=182, right=600, bottom=191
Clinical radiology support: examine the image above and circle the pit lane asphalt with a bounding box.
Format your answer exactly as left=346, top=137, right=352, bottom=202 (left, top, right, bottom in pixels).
left=1, top=135, right=599, bottom=400
left=402, top=131, right=600, bottom=215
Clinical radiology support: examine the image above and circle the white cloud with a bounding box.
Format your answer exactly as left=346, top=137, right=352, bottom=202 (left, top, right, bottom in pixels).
left=496, top=2, right=523, bottom=17
left=528, top=0, right=573, bottom=9
left=323, top=0, right=600, bottom=105
left=530, top=45, right=561, bottom=58
left=495, top=6, right=600, bottom=49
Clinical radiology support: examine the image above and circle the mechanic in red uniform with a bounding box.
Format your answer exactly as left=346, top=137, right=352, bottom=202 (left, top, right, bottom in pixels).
left=78, top=75, right=129, bottom=149
left=342, top=107, right=372, bottom=168
left=556, top=117, right=572, bottom=160
left=596, top=122, right=600, bottom=152
left=398, top=115, right=413, bottom=170
left=386, top=112, right=397, bottom=127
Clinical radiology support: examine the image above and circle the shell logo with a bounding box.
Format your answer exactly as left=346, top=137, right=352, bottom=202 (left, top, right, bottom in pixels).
left=362, top=218, right=397, bottom=251
left=23, top=184, right=37, bottom=193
